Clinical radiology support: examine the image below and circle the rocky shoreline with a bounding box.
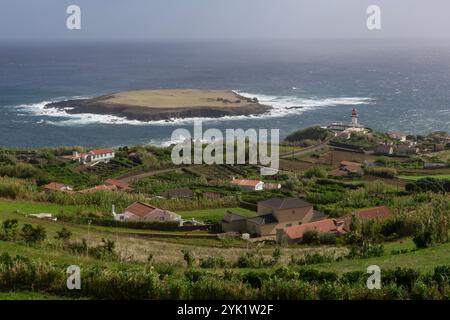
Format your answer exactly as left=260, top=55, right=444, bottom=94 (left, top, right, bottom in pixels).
left=45, top=90, right=271, bottom=122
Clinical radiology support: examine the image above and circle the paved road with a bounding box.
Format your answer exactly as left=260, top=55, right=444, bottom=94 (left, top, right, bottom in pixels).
left=280, top=139, right=332, bottom=159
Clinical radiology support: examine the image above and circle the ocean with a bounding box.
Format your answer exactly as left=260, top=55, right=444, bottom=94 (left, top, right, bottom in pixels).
left=1, top=39, right=450, bottom=148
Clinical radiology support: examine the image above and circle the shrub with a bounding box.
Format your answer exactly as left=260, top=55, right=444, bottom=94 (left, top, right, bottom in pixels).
left=0, top=219, right=19, bottom=241
left=199, top=256, right=228, bottom=268
left=20, top=224, right=46, bottom=244
left=301, top=230, right=320, bottom=245
left=181, top=249, right=195, bottom=268
left=290, top=253, right=337, bottom=266
left=54, top=227, right=72, bottom=243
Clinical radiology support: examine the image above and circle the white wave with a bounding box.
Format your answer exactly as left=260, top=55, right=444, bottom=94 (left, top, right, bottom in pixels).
left=14, top=99, right=149, bottom=126
left=234, top=91, right=374, bottom=118
left=12, top=92, right=374, bottom=126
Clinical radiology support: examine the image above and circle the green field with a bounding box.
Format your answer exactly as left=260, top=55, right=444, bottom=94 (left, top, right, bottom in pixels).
left=0, top=200, right=78, bottom=215
left=178, top=207, right=256, bottom=222
left=398, top=174, right=450, bottom=181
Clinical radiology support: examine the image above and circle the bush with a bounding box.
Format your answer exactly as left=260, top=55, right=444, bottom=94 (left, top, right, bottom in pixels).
left=20, top=224, right=46, bottom=244
left=301, top=230, right=320, bottom=245
left=181, top=249, right=195, bottom=268
left=199, top=256, right=228, bottom=268
left=290, top=253, right=337, bottom=266
left=0, top=219, right=19, bottom=241
left=54, top=227, right=72, bottom=243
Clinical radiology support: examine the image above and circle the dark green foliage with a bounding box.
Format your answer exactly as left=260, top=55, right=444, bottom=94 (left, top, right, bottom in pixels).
left=20, top=224, right=46, bottom=244
left=284, top=126, right=332, bottom=145
left=199, top=256, right=228, bottom=268
left=290, top=253, right=338, bottom=266
left=54, top=227, right=72, bottom=243
left=364, top=167, right=397, bottom=178
left=0, top=219, right=19, bottom=241
left=0, top=253, right=448, bottom=299
left=406, top=178, right=450, bottom=193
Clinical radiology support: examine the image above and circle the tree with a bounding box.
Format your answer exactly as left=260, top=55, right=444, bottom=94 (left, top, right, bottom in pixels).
left=54, top=227, right=72, bottom=243
left=0, top=219, right=19, bottom=241
left=21, top=224, right=46, bottom=244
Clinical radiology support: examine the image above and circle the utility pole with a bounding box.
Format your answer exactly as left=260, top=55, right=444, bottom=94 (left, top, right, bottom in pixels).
left=86, top=219, right=91, bottom=257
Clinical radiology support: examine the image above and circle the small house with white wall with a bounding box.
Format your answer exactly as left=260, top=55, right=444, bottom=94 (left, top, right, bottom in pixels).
left=113, top=202, right=182, bottom=224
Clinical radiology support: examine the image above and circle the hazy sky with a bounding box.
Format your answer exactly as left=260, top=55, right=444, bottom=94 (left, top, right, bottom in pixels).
left=1, top=0, right=450, bottom=42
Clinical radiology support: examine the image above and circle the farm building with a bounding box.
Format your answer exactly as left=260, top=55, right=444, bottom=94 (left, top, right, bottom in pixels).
left=276, top=219, right=347, bottom=244
left=63, top=148, right=115, bottom=165
left=43, top=182, right=73, bottom=193
left=114, top=202, right=182, bottom=223
left=222, top=198, right=326, bottom=237
left=230, top=178, right=264, bottom=191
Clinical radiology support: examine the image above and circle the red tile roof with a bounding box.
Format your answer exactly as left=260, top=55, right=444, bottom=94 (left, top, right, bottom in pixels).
left=125, top=202, right=157, bottom=218
left=284, top=219, right=346, bottom=240
left=328, top=169, right=348, bottom=177
left=104, top=179, right=130, bottom=190
left=231, top=179, right=262, bottom=187
left=340, top=206, right=393, bottom=232
left=43, top=182, right=72, bottom=191
left=78, top=184, right=117, bottom=193
left=340, top=161, right=361, bottom=167
left=89, top=148, right=114, bottom=155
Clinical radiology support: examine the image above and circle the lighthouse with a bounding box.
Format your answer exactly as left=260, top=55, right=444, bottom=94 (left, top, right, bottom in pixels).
left=351, top=108, right=358, bottom=126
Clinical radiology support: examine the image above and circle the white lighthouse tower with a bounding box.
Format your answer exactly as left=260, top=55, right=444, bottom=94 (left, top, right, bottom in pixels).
left=351, top=108, right=358, bottom=126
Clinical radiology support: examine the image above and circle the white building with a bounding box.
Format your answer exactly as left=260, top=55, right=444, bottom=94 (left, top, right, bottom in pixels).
left=67, top=148, right=115, bottom=165
left=230, top=178, right=264, bottom=191
left=328, top=108, right=366, bottom=133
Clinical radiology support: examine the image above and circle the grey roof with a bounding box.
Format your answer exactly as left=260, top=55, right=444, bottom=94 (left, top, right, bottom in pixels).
left=310, top=210, right=328, bottom=222
left=258, top=197, right=313, bottom=210
left=222, top=211, right=248, bottom=222
left=247, top=214, right=277, bottom=225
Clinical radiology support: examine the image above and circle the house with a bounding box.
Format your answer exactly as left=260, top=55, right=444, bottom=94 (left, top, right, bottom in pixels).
left=222, top=197, right=326, bottom=237
left=328, top=161, right=362, bottom=177
left=230, top=178, right=264, bottom=191
left=64, top=148, right=115, bottom=165
left=78, top=184, right=117, bottom=193
left=388, top=132, right=407, bottom=142
left=263, top=183, right=282, bottom=190
left=43, top=182, right=73, bottom=193
left=395, top=144, right=419, bottom=156
left=162, top=188, right=194, bottom=199
left=341, top=206, right=393, bottom=232
left=104, top=179, right=130, bottom=191
left=276, top=219, right=347, bottom=244
left=374, top=144, right=394, bottom=155
left=340, top=161, right=363, bottom=174
left=114, top=202, right=182, bottom=223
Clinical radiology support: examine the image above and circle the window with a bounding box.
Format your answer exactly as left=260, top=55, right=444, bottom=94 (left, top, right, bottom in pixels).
left=286, top=223, right=292, bottom=227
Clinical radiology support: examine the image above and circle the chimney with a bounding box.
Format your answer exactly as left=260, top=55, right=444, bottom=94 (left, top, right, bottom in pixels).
left=112, top=204, right=116, bottom=216
left=73, top=151, right=79, bottom=157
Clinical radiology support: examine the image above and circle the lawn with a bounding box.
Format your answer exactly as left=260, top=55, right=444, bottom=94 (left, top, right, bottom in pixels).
left=398, top=174, right=450, bottom=181
left=178, top=207, right=257, bottom=222
left=0, top=199, right=78, bottom=215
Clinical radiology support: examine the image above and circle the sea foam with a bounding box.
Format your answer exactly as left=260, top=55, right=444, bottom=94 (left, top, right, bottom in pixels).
left=13, top=92, right=374, bottom=126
